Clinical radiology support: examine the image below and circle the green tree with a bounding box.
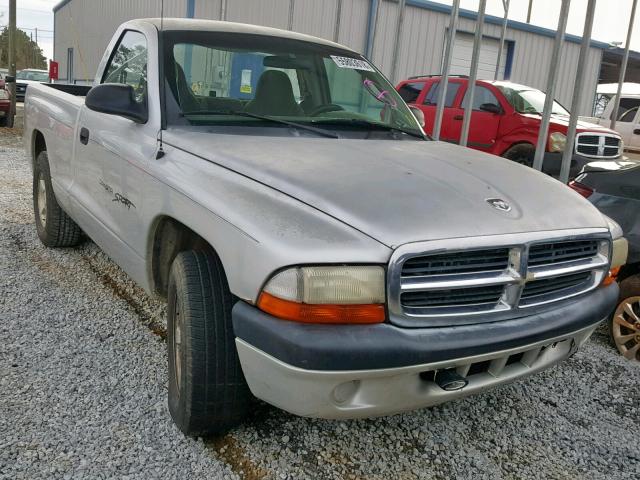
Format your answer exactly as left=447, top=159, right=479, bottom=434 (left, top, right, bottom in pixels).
left=0, top=27, right=47, bottom=70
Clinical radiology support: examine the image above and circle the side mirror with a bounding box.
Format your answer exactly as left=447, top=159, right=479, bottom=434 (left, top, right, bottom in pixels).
left=479, top=103, right=501, bottom=114
left=409, top=105, right=425, bottom=128
left=5, top=75, right=15, bottom=83
left=85, top=83, right=148, bottom=124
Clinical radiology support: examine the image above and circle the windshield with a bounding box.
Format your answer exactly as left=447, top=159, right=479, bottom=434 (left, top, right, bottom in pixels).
left=16, top=70, right=48, bottom=82
left=162, top=31, right=423, bottom=138
left=496, top=85, right=569, bottom=115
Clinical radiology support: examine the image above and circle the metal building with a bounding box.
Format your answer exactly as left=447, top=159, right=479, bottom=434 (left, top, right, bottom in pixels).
left=53, top=0, right=610, bottom=114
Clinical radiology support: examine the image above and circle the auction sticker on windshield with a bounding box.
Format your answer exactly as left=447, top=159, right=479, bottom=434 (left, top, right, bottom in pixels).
left=330, top=55, right=375, bottom=72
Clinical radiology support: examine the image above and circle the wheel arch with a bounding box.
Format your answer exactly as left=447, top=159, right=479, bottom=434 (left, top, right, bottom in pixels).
left=148, top=215, right=226, bottom=299
left=499, top=141, right=536, bottom=158
left=32, top=129, right=47, bottom=167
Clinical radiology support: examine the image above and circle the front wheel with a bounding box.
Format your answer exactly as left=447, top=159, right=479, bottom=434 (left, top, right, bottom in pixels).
left=167, top=250, right=252, bottom=437
left=610, top=275, right=640, bottom=361
left=501, top=143, right=535, bottom=168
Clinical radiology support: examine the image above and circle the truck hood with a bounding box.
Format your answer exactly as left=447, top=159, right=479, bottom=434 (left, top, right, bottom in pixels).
left=548, top=114, right=619, bottom=135
left=166, top=130, right=608, bottom=248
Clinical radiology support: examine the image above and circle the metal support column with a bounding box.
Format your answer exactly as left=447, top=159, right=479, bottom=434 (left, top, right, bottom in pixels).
left=532, top=0, right=570, bottom=171
left=560, top=0, right=596, bottom=183
left=460, top=0, right=486, bottom=147
left=220, top=0, right=227, bottom=21
left=389, top=0, right=406, bottom=83
left=610, top=0, right=638, bottom=130
left=433, top=0, right=460, bottom=141
left=7, top=0, right=15, bottom=128
left=334, top=0, right=343, bottom=42
left=494, top=0, right=510, bottom=80
left=288, top=0, right=295, bottom=30
left=364, top=0, right=380, bottom=59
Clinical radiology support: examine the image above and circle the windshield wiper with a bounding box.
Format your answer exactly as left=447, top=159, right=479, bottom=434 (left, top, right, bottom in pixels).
left=311, top=118, right=425, bottom=139
left=180, top=110, right=339, bottom=139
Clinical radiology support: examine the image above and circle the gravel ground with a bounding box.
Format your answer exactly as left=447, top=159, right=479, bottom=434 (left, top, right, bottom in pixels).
left=1, top=134, right=639, bottom=480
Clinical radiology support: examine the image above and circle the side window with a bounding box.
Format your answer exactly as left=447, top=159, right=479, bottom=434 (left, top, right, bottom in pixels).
left=103, top=31, right=148, bottom=103
left=423, top=81, right=461, bottom=107
left=618, top=107, right=639, bottom=123
left=612, top=98, right=640, bottom=120
left=461, top=86, right=500, bottom=110
left=398, top=82, right=425, bottom=103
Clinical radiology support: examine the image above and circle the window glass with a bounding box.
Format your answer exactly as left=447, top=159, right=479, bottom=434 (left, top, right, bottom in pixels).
left=162, top=31, right=423, bottom=138
left=397, top=82, right=424, bottom=103
left=461, top=86, right=500, bottom=110
left=496, top=84, right=569, bottom=115
left=103, top=31, right=148, bottom=103
left=619, top=107, right=639, bottom=123
left=423, top=81, right=461, bottom=107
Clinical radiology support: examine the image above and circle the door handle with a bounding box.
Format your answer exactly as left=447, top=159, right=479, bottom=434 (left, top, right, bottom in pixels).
left=453, top=115, right=463, bottom=121
left=79, top=127, right=90, bottom=145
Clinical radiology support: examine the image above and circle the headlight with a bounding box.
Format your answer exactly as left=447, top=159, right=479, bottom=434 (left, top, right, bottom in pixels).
left=258, top=266, right=386, bottom=324
left=548, top=132, right=567, bottom=152
left=605, top=215, right=623, bottom=240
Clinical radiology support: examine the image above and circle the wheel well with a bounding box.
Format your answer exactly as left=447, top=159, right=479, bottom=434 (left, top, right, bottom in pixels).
left=500, top=141, right=535, bottom=158
left=619, top=262, right=640, bottom=283
left=150, top=217, right=211, bottom=298
left=33, top=130, right=46, bottom=164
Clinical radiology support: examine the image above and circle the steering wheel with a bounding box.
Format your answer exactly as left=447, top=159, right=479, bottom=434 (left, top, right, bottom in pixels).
left=309, top=104, right=344, bottom=116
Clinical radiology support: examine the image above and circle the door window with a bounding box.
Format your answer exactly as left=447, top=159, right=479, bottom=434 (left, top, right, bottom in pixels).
left=397, top=82, right=424, bottom=103
left=423, top=81, right=461, bottom=106
left=102, top=30, right=148, bottom=103
left=461, top=86, right=500, bottom=110
left=618, top=107, right=639, bottom=123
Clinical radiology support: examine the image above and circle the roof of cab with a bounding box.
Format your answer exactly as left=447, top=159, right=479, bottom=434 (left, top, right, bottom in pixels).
left=131, top=18, right=355, bottom=53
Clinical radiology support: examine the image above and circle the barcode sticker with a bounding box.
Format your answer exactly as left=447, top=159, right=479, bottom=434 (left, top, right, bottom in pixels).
left=330, top=55, right=375, bottom=72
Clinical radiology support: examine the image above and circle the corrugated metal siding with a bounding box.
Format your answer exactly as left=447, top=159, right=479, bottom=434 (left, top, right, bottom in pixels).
left=53, top=0, right=601, bottom=114
left=54, top=0, right=187, bottom=83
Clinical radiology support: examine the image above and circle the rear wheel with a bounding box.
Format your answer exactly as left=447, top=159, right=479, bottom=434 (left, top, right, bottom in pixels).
left=502, top=143, right=535, bottom=168
left=610, top=275, right=640, bottom=361
left=167, top=250, right=251, bottom=437
left=33, top=151, right=82, bottom=247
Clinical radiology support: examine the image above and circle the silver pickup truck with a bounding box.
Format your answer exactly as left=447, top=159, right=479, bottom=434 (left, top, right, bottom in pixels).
left=25, top=19, right=627, bottom=437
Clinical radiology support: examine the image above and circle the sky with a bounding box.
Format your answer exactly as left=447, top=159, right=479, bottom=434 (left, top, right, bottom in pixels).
left=1, top=0, right=640, bottom=62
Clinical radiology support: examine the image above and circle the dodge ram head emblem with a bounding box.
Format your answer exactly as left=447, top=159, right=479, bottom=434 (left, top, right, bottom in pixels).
left=486, top=198, right=512, bottom=212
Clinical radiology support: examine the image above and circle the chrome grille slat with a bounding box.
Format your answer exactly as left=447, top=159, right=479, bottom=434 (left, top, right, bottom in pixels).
left=388, top=230, right=611, bottom=327
left=575, top=132, right=621, bottom=159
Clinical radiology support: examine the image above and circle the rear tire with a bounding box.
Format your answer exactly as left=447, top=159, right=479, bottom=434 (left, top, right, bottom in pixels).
left=167, top=250, right=251, bottom=437
left=33, top=151, right=82, bottom=247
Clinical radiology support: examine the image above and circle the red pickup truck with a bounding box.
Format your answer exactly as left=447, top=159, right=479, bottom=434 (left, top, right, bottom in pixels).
left=396, top=76, right=623, bottom=177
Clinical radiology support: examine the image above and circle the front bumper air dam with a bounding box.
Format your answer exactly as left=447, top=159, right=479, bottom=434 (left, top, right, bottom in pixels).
left=232, top=284, right=617, bottom=419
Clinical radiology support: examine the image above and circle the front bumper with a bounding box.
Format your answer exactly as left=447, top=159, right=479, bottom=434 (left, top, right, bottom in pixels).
left=233, top=284, right=617, bottom=419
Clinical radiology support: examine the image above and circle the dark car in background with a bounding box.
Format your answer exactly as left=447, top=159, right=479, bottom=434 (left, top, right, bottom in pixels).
left=15, top=69, right=49, bottom=102
left=570, top=160, right=640, bottom=361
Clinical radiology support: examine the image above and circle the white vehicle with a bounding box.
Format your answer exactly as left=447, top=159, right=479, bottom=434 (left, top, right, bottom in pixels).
left=15, top=69, right=49, bottom=101
left=582, top=92, right=640, bottom=153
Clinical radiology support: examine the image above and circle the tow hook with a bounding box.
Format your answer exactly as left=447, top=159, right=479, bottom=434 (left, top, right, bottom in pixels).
left=434, top=369, right=469, bottom=391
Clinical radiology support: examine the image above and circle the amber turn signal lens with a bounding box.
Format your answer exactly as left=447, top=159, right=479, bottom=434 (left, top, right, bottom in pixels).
left=601, top=266, right=621, bottom=287
left=257, top=292, right=385, bottom=324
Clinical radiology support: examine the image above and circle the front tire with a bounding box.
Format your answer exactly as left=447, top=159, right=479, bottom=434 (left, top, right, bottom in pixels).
left=167, top=250, right=251, bottom=437
left=33, top=151, right=82, bottom=247
left=610, top=275, right=640, bottom=361
left=501, top=143, right=535, bottom=168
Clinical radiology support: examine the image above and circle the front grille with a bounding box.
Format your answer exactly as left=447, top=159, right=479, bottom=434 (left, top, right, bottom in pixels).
left=521, top=271, right=592, bottom=303
left=575, top=133, right=621, bottom=158
left=528, top=240, right=599, bottom=266
left=402, top=248, right=509, bottom=277
left=402, top=285, right=504, bottom=308
left=389, top=232, right=610, bottom=326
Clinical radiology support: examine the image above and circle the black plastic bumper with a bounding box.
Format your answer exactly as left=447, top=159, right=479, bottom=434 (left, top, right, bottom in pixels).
left=232, top=284, right=618, bottom=371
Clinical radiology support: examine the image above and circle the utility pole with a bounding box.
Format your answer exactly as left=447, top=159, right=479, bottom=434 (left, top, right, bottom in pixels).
left=8, top=0, right=16, bottom=128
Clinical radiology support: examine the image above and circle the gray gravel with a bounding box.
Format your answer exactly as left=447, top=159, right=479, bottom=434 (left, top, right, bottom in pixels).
left=1, top=139, right=639, bottom=480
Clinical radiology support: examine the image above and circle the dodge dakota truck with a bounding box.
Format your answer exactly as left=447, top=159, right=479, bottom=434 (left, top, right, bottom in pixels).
left=25, top=19, right=626, bottom=436
left=397, top=76, right=623, bottom=178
